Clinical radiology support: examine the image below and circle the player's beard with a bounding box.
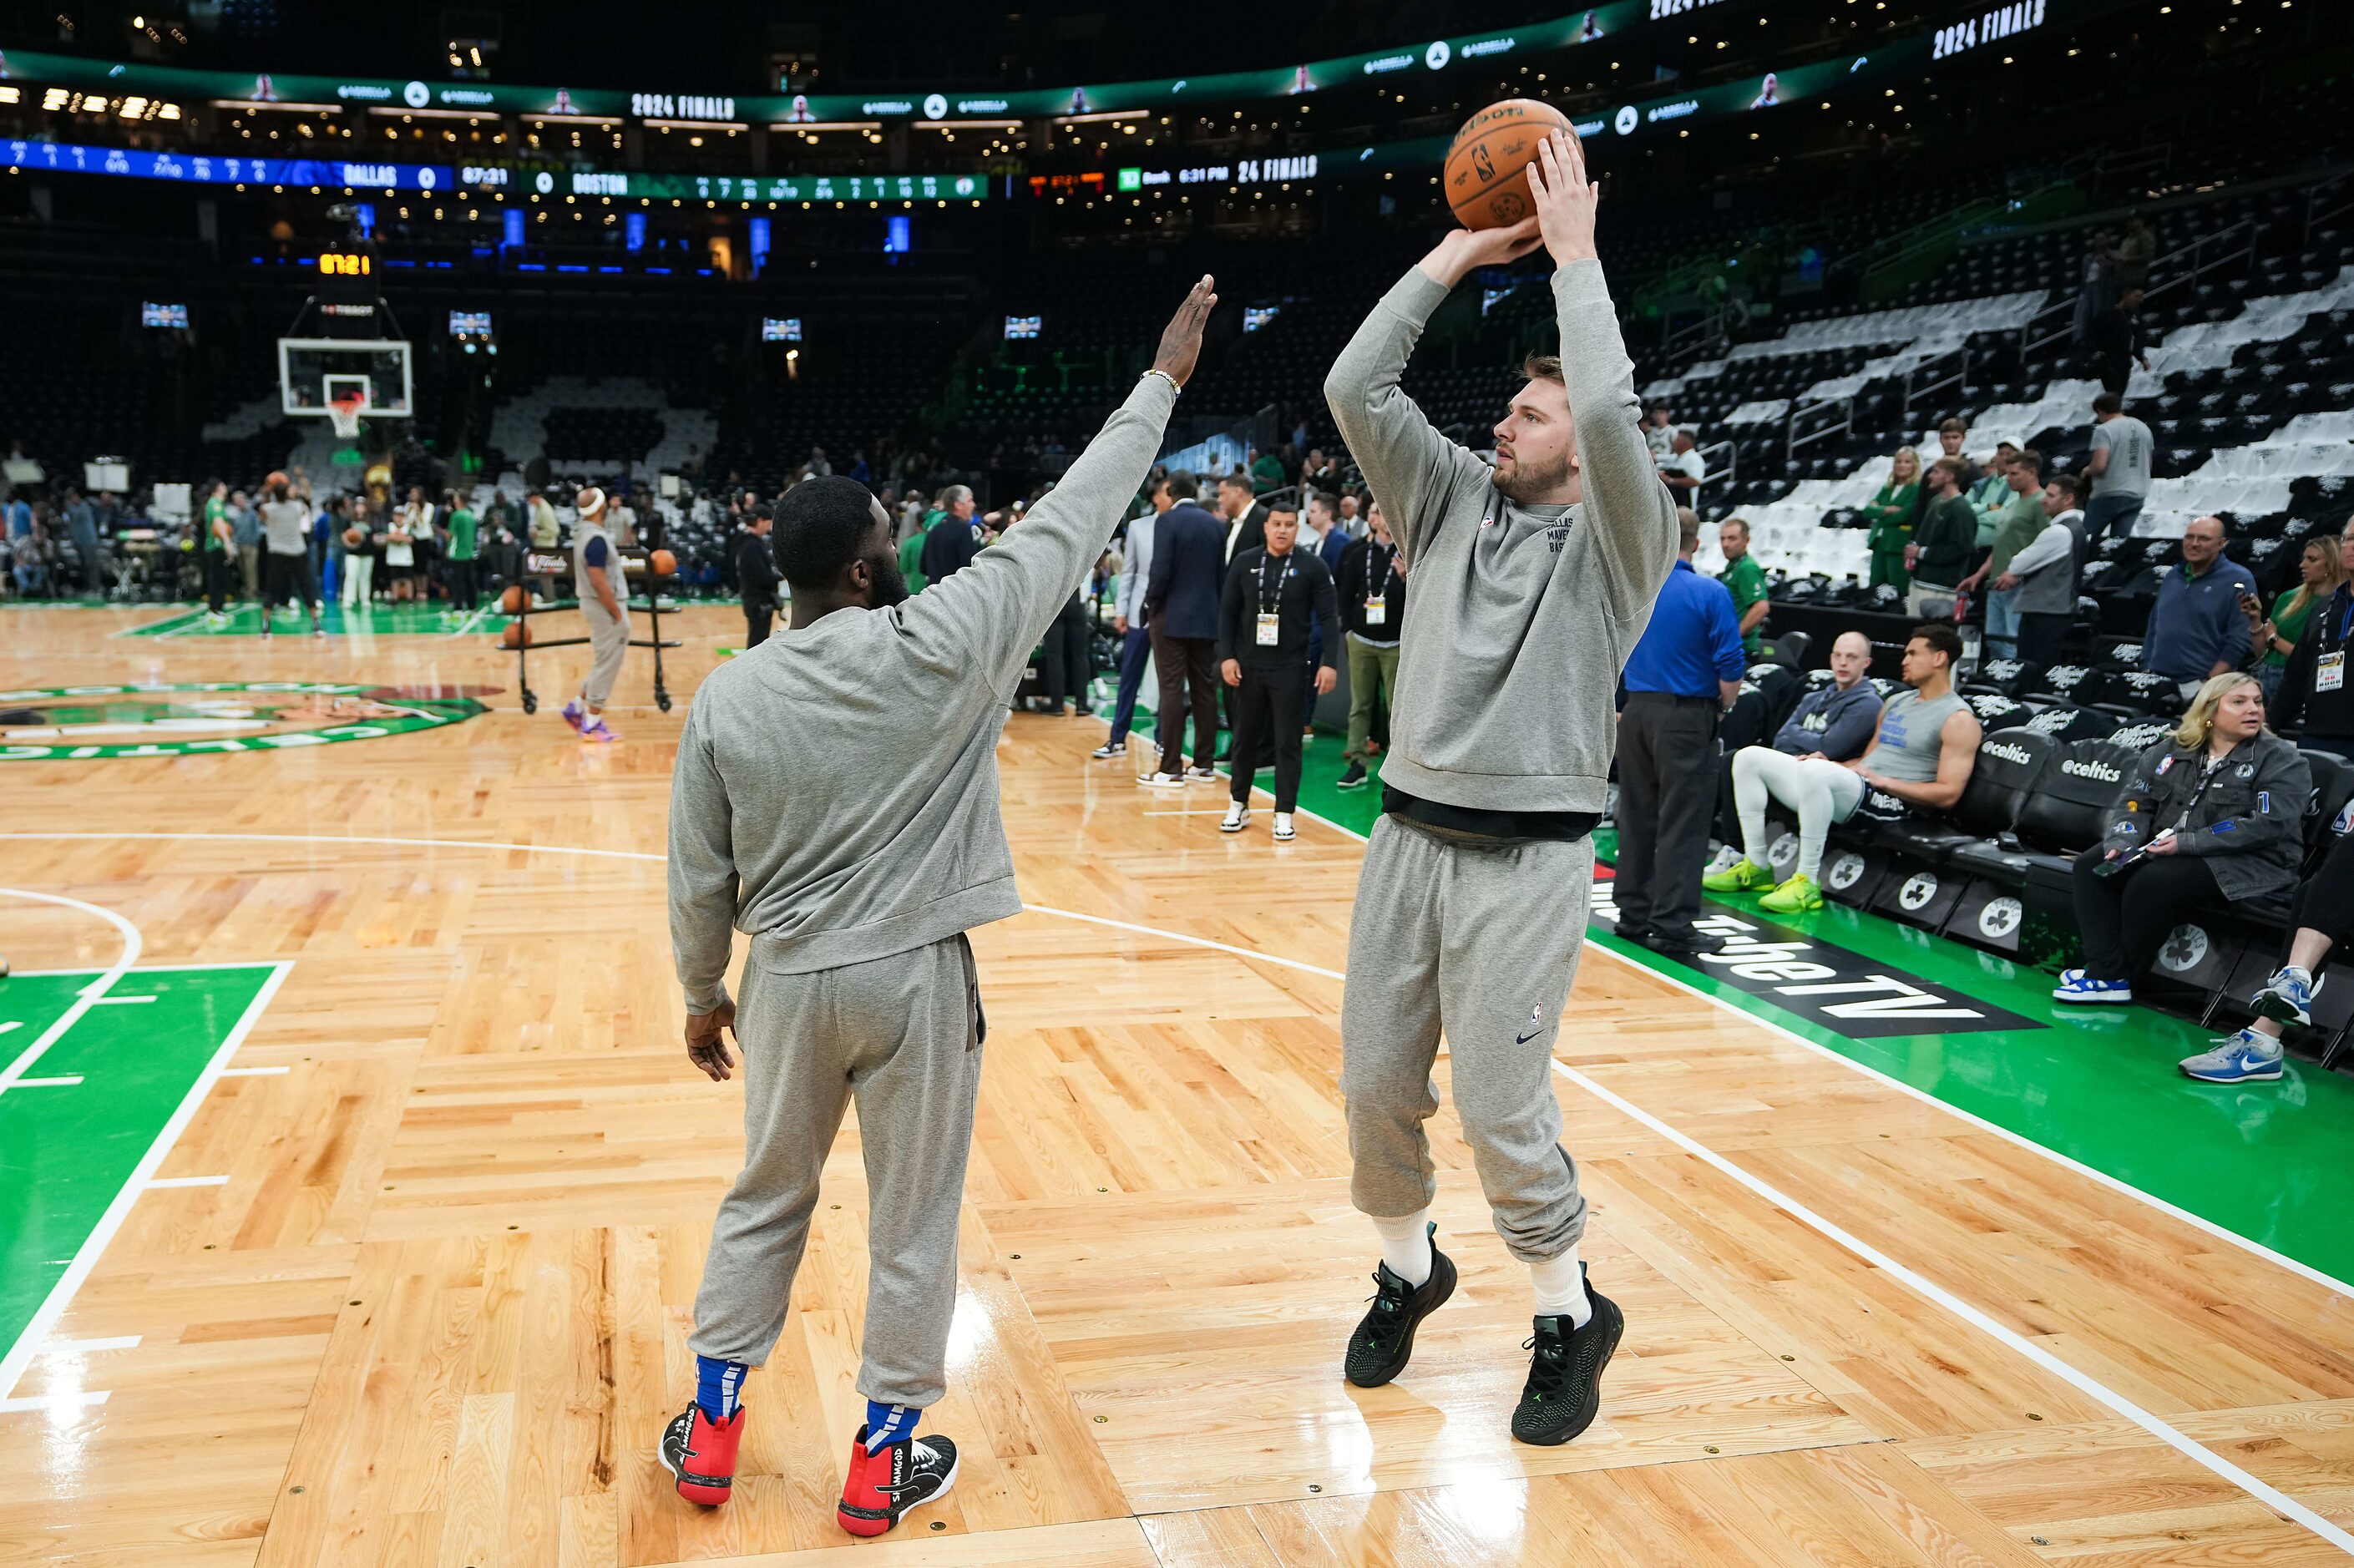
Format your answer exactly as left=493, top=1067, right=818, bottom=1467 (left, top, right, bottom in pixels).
left=1493, top=448, right=1573, bottom=504
left=866, top=548, right=911, bottom=609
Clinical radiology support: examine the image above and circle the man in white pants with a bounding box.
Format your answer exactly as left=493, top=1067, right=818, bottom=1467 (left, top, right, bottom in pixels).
left=1706, top=622, right=1982, bottom=913
left=563, top=486, right=630, bottom=743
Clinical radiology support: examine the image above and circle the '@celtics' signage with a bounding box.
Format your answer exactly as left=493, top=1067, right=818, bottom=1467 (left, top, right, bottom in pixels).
left=0, top=682, right=487, bottom=759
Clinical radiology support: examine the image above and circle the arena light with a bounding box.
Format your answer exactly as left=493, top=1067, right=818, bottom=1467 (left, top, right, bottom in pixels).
left=914, top=119, right=1019, bottom=132
left=645, top=117, right=748, bottom=131
left=210, top=98, right=342, bottom=113
left=364, top=104, right=483, bottom=121
left=762, top=119, right=881, bottom=132
left=1053, top=109, right=1150, bottom=126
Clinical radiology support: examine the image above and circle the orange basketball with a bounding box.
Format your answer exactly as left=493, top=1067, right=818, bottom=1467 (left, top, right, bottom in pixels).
left=650, top=548, right=677, bottom=578
left=1443, top=99, right=1577, bottom=230
left=266, top=469, right=290, bottom=491
left=499, top=621, right=534, bottom=649
left=342, top=526, right=366, bottom=549
left=499, top=584, right=525, bottom=614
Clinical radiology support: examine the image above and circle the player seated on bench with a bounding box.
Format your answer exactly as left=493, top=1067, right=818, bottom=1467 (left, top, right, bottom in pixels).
left=2058, top=670, right=2311, bottom=1018
left=1705, top=622, right=1979, bottom=913
left=2191, top=821, right=2354, bottom=1084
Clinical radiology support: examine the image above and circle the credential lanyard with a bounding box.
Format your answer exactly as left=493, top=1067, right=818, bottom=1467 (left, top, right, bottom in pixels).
left=1257, top=551, right=1296, bottom=615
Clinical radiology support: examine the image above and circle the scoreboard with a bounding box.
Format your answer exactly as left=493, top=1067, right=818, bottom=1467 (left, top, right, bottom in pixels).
left=314, top=245, right=382, bottom=335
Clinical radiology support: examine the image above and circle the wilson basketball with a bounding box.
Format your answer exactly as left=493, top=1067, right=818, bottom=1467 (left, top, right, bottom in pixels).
left=1444, top=99, right=1577, bottom=230
left=265, top=468, right=290, bottom=491
left=499, top=620, right=533, bottom=649
left=342, top=526, right=366, bottom=549
left=650, top=548, right=678, bottom=578
left=500, top=584, right=525, bottom=614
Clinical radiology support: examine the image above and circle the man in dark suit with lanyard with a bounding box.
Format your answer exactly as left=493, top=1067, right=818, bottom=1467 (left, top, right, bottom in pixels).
left=736, top=506, right=782, bottom=649
left=1217, top=503, right=1340, bottom=841
left=1141, top=473, right=1229, bottom=787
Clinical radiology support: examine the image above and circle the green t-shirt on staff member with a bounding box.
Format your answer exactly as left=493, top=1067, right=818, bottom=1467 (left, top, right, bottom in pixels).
left=1720, top=553, right=1769, bottom=655
left=201, top=494, right=228, bottom=554
left=447, top=508, right=478, bottom=562
left=898, top=524, right=929, bottom=595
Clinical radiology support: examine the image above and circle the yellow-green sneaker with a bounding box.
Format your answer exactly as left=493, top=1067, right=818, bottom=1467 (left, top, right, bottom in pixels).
left=1701, top=857, right=1775, bottom=894
left=1758, top=873, right=1824, bottom=914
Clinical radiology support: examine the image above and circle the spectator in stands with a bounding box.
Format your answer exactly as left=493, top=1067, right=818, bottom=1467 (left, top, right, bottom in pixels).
left=1338, top=491, right=1363, bottom=534
left=2270, top=514, right=2354, bottom=760
left=1997, top=472, right=2082, bottom=665
left=1142, top=472, right=1228, bottom=787
left=1644, top=402, right=1677, bottom=459
left=2194, top=825, right=2354, bottom=1083
left=1958, top=448, right=2045, bottom=660
left=1716, top=517, right=1769, bottom=657
left=1934, top=416, right=1968, bottom=468
left=2083, top=392, right=2154, bottom=544
left=1335, top=497, right=1404, bottom=791
left=895, top=500, right=930, bottom=596
left=1657, top=429, right=1705, bottom=503
left=2059, top=671, right=2310, bottom=1006
left=3, top=488, right=28, bottom=545
left=2091, top=286, right=2148, bottom=399
left=2071, top=231, right=2118, bottom=348
left=1217, top=471, right=1268, bottom=563
left=1217, top=503, right=1339, bottom=840
left=736, top=507, right=780, bottom=650
left=1707, top=624, right=1978, bottom=913
left=1906, top=456, right=1976, bottom=619
left=1967, top=440, right=2020, bottom=546
left=1302, top=448, right=1340, bottom=490
left=1094, top=473, right=1168, bottom=761
left=2144, top=515, right=2259, bottom=701
left=2250, top=540, right=2344, bottom=704
left=919, top=485, right=983, bottom=584
left=229, top=487, right=261, bottom=601
left=1248, top=445, right=1287, bottom=495
left=1862, top=446, right=1922, bottom=592
left=1614, top=508, right=1745, bottom=956
left=2114, top=213, right=2155, bottom=292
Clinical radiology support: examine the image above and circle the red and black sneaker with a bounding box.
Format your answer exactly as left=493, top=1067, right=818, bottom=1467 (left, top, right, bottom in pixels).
left=659, top=1403, right=743, bottom=1506
left=837, top=1425, right=958, bottom=1537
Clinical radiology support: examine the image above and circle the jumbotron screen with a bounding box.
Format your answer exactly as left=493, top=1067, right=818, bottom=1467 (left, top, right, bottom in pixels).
left=1004, top=315, right=1041, bottom=340
left=762, top=317, right=803, bottom=341
left=140, top=301, right=190, bottom=328
left=448, top=310, right=494, bottom=336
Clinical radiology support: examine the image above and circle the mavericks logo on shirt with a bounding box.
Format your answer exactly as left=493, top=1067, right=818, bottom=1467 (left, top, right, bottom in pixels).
left=0, top=681, right=490, bottom=760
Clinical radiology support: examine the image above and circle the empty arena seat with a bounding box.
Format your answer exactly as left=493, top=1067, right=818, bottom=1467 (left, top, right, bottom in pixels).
left=2017, top=705, right=2116, bottom=746
left=2026, top=661, right=2103, bottom=707
left=1966, top=693, right=2035, bottom=732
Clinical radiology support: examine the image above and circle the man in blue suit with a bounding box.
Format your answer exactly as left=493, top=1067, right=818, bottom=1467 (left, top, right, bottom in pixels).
left=1142, top=469, right=1228, bottom=787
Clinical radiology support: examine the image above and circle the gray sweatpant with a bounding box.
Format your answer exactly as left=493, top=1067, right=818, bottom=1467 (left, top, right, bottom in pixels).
left=690, top=933, right=985, bottom=1409
left=581, top=601, right=630, bottom=707
left=1340, top=815, right=1592, bottom=1262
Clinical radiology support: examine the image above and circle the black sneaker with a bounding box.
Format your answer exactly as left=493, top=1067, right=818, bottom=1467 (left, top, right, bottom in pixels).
left=1511, top=1265, right=1622, bottom=1446
left=1343, top=1225, right=1456, bottom=1388
left=838, top=1426, right=958, bottom=1537
left=1338, top=761, right=1368, bottom=789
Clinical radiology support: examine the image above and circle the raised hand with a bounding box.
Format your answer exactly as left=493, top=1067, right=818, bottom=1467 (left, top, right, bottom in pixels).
left=1152, top=275, right=1219, bottom=387
left=1418, top=217, right=1541, bottom=288
left=1525, top=129, right=1600, bottom=266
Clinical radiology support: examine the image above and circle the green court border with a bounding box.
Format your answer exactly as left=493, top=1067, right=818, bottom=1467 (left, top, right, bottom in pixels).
left=1099, top=703, right=2354, bottom=1284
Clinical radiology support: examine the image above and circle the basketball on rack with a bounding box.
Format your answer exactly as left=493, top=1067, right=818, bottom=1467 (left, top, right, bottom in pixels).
left=1444, top=99, right=1577, bottom=230
left=650, top=549, right=677, bottom=578
left=500, top=584, right=526, bottom=614
left=499, top=621, right=534, bottom=649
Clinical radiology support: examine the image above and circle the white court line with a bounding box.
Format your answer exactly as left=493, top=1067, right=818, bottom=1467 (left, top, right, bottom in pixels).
left=0, top=959, right=291, bottom=1402
left=144, top=1175, right=229, bottom=1189
left=3, top=827, right=2339, bottom=1302
left=220, top=1065, right=290, bottom=1077
left=1140, top=809, right=1234, bottom=817
left=13, top=1075, right=83, bottom=1088
left=43, top=1335, right=139, bottom=1354
left=0, top=888, right=142, bottom=1098
left=1551, top=1055, right=2354, bottom=1555
left=93, top=994, right=156, bottom=1005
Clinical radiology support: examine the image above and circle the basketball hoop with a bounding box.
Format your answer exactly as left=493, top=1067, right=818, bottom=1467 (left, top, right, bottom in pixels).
left=327, top=390, right=369, bottom=441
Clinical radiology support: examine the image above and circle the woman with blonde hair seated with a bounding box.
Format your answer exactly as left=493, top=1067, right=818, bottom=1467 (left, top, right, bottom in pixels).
left=2057, top=671, right=2311, bottom=1013
left=1862, top=445, right=1923, bottom=592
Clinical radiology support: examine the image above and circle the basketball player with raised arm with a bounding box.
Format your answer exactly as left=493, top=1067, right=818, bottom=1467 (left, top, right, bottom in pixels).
left=1325, top=132, right=1678, bottom=1445
left=661, top=278, right=1215, bottom=1536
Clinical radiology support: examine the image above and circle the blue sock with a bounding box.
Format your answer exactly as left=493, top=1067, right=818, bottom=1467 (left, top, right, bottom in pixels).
left=864, top=1400, right=920, bottom=1452
left=695, top=1355, right=747, bottom=1423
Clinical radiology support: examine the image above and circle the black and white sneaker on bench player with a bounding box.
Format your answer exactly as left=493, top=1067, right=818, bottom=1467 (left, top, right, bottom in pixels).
left=1220, top=802, right=1252, bottom=833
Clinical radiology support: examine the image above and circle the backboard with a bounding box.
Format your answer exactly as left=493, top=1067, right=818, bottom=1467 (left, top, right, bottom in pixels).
left=278, top=338, right=413, bottom=421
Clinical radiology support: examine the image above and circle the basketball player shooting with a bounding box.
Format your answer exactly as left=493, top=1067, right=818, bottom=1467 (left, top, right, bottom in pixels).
left=661, top=276, right=1216, bottom=1536
left=1324, top=130, right=1677, bottom=1444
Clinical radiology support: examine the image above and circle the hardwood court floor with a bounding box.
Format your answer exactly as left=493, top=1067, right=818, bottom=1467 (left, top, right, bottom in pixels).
left=2, top=603, right=2351, bottom=1567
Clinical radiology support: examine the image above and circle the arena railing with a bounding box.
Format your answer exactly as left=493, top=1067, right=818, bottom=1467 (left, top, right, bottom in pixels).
left=1786, top=392, right=1853, bottom=464
left=1900, top=344, right=1972, bottom=420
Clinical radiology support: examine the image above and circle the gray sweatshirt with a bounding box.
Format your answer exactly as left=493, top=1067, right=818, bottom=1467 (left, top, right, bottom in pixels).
left=1324, top=262, right=1678, bottom=813
left=667, top=374, right=1177, bottom=1010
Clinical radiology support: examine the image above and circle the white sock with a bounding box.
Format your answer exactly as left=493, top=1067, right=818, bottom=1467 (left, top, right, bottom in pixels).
left=1370, top=1210, right=1433, bottom=1288
left=1531, top=1247, right=1592, bottom=1328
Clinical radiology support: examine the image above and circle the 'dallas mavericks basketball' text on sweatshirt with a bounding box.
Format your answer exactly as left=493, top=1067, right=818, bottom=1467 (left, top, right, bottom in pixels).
left=1325, top=260, right=1680, bottom=814
left=666, top=375, right=1176, bottom=1010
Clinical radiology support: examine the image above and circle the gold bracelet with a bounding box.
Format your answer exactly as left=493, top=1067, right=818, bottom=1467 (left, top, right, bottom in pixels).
left=1142, top=368, right=1180, bottom=394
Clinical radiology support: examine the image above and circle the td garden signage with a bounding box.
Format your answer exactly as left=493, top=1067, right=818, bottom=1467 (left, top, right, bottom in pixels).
left=0, top=682, right=487, bottom=760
